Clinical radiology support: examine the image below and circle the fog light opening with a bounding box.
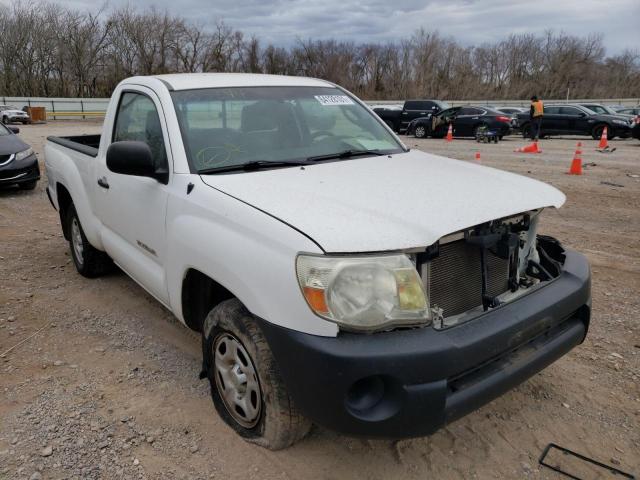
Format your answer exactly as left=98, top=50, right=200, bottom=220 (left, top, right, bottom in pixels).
left=345, top=375, right=403, bottom=422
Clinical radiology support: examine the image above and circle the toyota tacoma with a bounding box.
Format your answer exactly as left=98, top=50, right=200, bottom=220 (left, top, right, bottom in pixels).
left=45, top=73, right=591, bottom=450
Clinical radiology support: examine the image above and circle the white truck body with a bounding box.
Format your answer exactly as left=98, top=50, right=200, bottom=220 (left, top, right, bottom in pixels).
left=45, top=74, right=590, bottom=447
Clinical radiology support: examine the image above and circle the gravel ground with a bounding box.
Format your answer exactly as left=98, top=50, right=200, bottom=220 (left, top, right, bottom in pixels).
left=1, top=121, right=639, bottom=479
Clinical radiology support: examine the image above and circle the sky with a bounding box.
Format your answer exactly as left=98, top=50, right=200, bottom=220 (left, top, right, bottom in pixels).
left=38, top=0, right=640, bottom=55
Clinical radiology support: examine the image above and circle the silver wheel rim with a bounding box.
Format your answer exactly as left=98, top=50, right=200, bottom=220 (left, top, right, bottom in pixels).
left=71, top=217, right=84, bottom=265
left=213, top=333, right=262, bottom=428
left=416, top=126, right=425, bottom=137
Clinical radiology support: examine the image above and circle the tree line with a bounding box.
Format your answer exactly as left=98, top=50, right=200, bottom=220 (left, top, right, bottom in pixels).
left=0, top=1, right=638, bottom=100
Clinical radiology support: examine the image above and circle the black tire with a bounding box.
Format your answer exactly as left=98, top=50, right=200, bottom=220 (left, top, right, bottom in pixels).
left=18, top=180, right=37, bottom=190
left=414, top=124, right=427, bottom=138
left=202, top=299, right=311, bottom=450
left=592, top=124, right=608, bottom=140
left=65, top=204, right=112, bottom=278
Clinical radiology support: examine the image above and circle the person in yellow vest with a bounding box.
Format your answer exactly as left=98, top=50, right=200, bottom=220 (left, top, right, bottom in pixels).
left=529, top=95, right=544, bottom=140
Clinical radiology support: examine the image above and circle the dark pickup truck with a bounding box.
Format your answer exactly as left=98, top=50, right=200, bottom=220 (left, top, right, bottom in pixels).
left=373, top=100, right=449, bottom=133
left=517, top=104, right=634, bottom=139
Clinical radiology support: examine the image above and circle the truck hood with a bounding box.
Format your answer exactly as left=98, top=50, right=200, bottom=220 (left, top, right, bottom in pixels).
left=201, top=150, right=565, bottom=253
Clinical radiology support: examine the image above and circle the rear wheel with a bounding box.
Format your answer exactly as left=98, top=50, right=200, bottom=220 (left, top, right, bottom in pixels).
left=66, top=204, right=112, bottom=278
left=202, top=299, right=311, bottom=450
left=414, top=125, right=427, bottom=138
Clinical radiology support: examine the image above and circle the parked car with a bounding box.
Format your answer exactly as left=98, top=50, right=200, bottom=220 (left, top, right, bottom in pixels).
left=0, top=122, right=39, bottom=190
left=45, top=73, right=591, bottom=450
left=517, top=104, right=634, bottom=139
left=0, top=105, right=30, bottom=124
left=407, top=105, right=512, bottom=138
left=373, top=99, right=450, bottom=133
left=494, top=106, right=528, bottom=129
left=579, top=103, right=635, bottom=121
left=616, top=106, right=640, bottom=116
left=606, top=105, right=629, bottom=112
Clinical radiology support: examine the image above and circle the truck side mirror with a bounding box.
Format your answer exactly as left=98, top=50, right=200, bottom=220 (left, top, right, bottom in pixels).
left=106, top=141, right=168, bottom=183
left=8, top=126, right=19, bottom=134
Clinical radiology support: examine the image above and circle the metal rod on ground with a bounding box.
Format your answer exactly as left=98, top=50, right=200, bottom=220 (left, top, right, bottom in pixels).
left=0, top=323, right=50, bottom=358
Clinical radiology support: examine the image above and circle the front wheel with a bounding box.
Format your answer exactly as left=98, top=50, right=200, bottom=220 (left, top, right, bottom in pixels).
left=414, top=125, right=427, bottom=138
left=66, top=204, right=112, bottom=277
left=592, top=124, right=608, bottom=140
left=202, top=299, right=311, bottom=450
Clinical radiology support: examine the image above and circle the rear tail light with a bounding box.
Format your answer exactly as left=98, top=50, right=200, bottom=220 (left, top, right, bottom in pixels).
left=496, top=116, right=511, bottom=123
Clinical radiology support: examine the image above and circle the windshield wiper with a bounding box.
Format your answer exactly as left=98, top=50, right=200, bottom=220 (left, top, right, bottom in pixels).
left=306, top=149, right=386, bottom=162
left=198, top=160, right=312, bottom=175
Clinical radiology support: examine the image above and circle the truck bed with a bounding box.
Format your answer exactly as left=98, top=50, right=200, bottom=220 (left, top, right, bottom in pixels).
left=47, top=135, right=101, bottom=158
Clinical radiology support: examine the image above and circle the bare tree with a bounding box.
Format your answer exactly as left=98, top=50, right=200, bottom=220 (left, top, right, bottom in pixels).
left=0, top=1, right=637, bottom=100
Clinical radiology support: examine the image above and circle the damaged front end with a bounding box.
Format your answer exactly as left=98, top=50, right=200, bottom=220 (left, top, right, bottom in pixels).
left=416, top=210, right=566, bottom=330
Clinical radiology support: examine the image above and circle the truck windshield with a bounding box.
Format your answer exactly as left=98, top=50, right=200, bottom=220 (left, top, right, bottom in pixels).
left=171, top=86, right=404, bottom=173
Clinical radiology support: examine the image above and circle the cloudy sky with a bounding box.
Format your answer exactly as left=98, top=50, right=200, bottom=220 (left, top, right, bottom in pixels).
left=54, top=0, right=640, bottom=55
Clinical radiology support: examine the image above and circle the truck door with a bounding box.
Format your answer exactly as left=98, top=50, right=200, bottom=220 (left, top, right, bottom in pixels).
left=95, top=87, right=171, bottom=304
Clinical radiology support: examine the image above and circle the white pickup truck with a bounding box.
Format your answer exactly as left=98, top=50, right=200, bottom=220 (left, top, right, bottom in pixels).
left=45, top=73, right=591, bottom=450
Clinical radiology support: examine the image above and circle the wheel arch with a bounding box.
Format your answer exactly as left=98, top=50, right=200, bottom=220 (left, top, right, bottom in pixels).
left=56, top=182, right=73, bottom=240
left=181, top=268, right=236, bottom=332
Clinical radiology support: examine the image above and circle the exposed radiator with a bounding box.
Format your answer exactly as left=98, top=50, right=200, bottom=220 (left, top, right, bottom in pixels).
left=424, top=239, right=510, bottom=318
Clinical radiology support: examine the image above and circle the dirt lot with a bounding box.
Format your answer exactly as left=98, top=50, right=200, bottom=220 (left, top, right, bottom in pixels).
left=1, top=121, right=639, bottom=480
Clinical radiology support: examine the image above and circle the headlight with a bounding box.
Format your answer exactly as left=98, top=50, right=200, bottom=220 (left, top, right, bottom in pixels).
left=296, top=253, right=429, bottom=331
left=15, top=148, right=33, bottom=161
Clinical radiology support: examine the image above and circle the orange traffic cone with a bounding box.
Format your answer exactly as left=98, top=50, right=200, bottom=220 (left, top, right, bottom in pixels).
left=514, top=141, right=542, bottom=153
left=474, top=152, right=481, bottom=163
left=597, top=126, right=609, bottom=150
left=445, top=123, right=453, bottom=142
left=568, top=144, right=582, bottom=175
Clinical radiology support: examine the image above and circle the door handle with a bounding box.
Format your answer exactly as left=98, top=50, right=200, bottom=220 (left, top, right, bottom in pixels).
left=97, top=176, right=110, bottom=189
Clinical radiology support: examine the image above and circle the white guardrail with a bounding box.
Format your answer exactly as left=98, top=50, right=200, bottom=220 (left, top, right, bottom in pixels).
left=1, top=96, right=638, bottom=120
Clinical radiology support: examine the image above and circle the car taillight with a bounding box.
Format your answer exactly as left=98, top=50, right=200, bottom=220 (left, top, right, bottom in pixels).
left=496, top=116, right=511, bottom=123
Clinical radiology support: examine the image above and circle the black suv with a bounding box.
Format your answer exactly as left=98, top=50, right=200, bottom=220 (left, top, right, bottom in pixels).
left=517, top=104, right=633, bottom=139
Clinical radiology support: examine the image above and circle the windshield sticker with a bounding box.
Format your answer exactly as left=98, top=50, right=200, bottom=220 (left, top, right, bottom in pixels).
left=314, top=95, right=354, bottom=106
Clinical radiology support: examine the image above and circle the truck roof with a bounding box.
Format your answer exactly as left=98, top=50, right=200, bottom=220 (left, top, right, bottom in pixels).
left=125, top=73, right=334, bottom=91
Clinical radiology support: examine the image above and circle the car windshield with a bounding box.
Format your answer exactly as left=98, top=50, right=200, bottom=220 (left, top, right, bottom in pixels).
left=171, top=86, right=404, bottom=172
